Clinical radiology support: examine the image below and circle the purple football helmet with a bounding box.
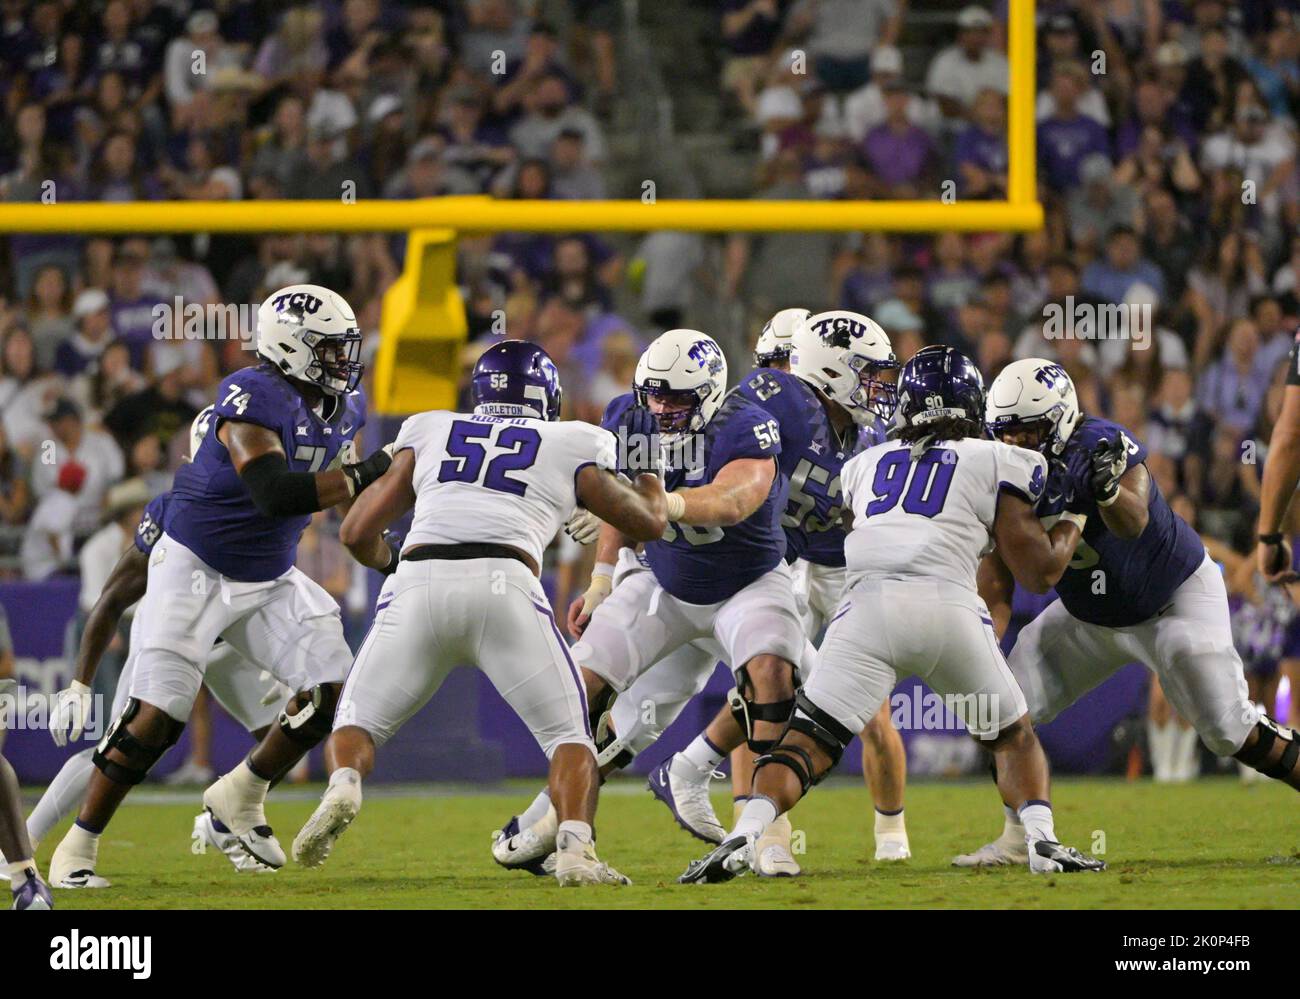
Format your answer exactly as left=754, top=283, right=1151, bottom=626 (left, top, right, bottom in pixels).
left=893, top=345, right=986, bottom=436
left=470, top=340, right=563, bottom=421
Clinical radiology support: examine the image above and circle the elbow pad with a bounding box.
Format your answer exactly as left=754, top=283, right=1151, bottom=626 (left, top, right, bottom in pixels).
left=240, top=452, right=323, bottom=517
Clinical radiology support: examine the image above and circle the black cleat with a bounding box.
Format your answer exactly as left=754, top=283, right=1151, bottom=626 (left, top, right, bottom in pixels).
left=678, top=835, right=753, bottom=884
left=1029, top=840, right=1106, bottom=874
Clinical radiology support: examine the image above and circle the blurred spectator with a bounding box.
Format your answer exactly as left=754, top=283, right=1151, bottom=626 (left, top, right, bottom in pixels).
left=721, top=0, right=786, bottom=117
left=926, top=5, right=1008, bottom=119
left=56, top=289, right=116, bottom=378
left=21, top=459, right=84, bottom=581
left=1081, top=226, right=1165, bottom=305
left=860, top=80, right=934, bottom=197
left=953, top=88, right=1008, bottom=199
left=843, top=45, right=936, bottom=142
left=786, top=0, right=900, bottom=93
left=1037, top=61, right=1110, bottom=194
left=30, top=398, right=124, bottom=536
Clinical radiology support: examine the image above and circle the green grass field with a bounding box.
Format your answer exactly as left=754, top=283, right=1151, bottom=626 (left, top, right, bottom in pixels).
left=29, top=776, right=1300, bottom=909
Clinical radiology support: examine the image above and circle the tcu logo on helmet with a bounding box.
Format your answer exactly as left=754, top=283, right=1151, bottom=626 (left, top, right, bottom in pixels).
left=688, top=339, right=724, bottom=375
left=1034, top=363, right=1068, bottom=391
left=810, top=315, right=869, bottom=341
left=271, top=291, right=324, bottom=317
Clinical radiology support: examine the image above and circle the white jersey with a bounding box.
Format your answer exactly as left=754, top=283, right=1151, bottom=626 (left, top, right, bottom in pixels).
left=396, top=410, right=617, bottom=565
left=841, top=436, right=1046, bottom=592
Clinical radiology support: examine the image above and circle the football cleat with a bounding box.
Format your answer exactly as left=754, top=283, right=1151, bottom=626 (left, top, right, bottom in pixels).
left=952, top=835, right=1029, bottom=868
left=11, top=872, right=53, bottom=910
left=194, top=811, right=276, bottom=873
left=491, top=816, right=555, bottom=876
left=291, top=780, right=361, bottom=869
left=678, top=834, right=754, bottom=885
left=754, top=843, right=801, bottom=877
left=647, top=756, right=726, bottom=844
left=203, top=772, right=286, bottom=869
left=1029, top=839, right=1106, bottom=874
left=875, top=832, right=912, bottom=862
left=554, top=829, right=631, bottom=887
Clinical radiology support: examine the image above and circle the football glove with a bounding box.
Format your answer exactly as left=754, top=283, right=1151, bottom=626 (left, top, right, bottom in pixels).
left=50, top=680, right=93, bottom=747
left=619, top=406, right=662, bottom=477
left=1086, top=437, right=1128, bottom=506
left=343, top=442, right=397, bottom=496
left=565, top=508, right=601, bottom=545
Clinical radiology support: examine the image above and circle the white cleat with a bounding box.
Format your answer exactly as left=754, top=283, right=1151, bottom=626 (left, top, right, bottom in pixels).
left=951, top=836, right=1029, bottom=868
left=647, top=756, right=726, bottom=844
left=554, top=829, right=631, bottom=887
left=193, top=811, right=276, bottom=873
left=875, top=833, right=912, bottom=862
left=292, top=780, right=362, bottom=869
left=203, top=770, right=285, bottom=869
left=491, top=804, right=558, bottom=871
left=754, top=843, right=801, bottom=877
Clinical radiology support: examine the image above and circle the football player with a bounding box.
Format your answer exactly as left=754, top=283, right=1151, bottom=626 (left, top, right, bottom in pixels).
left=47, top=284, right=393, bottom=887
left=17, top=409, right=297, bottom=885
left=492, top=328, right=806, bottom=874
left=292, top=341, right=668, bottom=885
left=1, top=687, right=53, bottom=908
left=955, top=358, right=1298, bottom=868
left=648, top=309, right=912, bottom=875
left=681, top=346, right=1106, bottom=883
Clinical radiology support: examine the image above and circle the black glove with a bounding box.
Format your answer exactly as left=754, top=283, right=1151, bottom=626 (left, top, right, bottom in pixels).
left=618, top=405, right=662, bottom=477
left=378, top=531, right=402, bottom=576
left=344, top=444, right=394, bottom=496
left=1085, top=437, right=1128, bottom=505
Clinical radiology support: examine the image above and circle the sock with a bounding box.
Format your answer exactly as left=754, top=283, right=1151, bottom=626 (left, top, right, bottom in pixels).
left=1018, top=801, right=1056, bottom=843
left=27, top=748, right=95, bottom=843
left=731, top=795, right=778, bottom=842
left=1172, top=725, right=1199, bottom=781
left=330, top=767, right=361, bottom=788
left=732, top=796, right=749, bottom=827
left=64, top=821, right=101, bottom=861
left=1148, top=719, right=1173, bottom=781
left=3, top=860, right=35, bottom=886
left=874, top=807, right=906, bottom=836
left=231, top=759, right=272, bottom=801
left=999, top=803, right=1024, bottom=841
left=677, top=734, right=725, bottom=777
left=518, top=789, right=551, bottom=829
left=756, top=810, right=792, bottom=850
left=556, top=819, right=593, bottom=850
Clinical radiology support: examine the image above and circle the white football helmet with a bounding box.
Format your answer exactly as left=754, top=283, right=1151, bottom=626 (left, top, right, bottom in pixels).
left=255, top=283, right=363, bottom=395
left=754, top=308, right=810, bottom=367
left=985, top=357, right=1081, bottom=456
left=189, top=404, right=214, bottom=460
left=789, top=310, right=898, bottom=426
left=634, top=329, right=728, bottom=443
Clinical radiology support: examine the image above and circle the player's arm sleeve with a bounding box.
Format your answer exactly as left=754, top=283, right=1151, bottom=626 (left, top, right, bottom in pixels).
left=133, top=498, right=164, bottom=554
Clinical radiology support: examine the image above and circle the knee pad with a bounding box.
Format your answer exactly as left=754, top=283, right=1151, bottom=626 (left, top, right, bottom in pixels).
left=92, top=698, right=185, bottom=786
left=587, top=684, right=617, bottom=749
left=1234, top=714, right=1299, bottom=781
left=728, top=664, right=797, bottom=753
left=753, top=691, right=853, bottom=795
left=278, top=684, right=340, bottom=746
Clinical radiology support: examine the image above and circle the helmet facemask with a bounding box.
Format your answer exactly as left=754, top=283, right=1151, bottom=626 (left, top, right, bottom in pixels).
left=848, top=358, right=900, bottom=424
left=303, top=329, right=363, bottom=395
left=635, top=383, right=707, bottom=444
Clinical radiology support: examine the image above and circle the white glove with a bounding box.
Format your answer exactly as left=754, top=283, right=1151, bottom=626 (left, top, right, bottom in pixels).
left=50, top=680, right=93, bottom=747
left=565, top=508, right=602, bottom=545
left=257, top=670, right=295, bottom=708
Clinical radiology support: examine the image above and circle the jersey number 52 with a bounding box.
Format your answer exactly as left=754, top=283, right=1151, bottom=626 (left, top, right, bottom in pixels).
left=438, top=420, right=541, bottom=497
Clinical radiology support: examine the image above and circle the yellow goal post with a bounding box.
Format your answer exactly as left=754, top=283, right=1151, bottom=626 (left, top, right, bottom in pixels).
left=0, top=1, right=1039, bottom=414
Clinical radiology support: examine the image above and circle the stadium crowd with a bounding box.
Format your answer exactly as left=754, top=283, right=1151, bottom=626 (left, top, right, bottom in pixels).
left=0, top=0, right=1299, bottom=763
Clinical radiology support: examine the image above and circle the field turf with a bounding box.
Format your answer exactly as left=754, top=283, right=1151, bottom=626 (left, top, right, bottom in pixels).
left=28, top=776, right=1299, bottom=909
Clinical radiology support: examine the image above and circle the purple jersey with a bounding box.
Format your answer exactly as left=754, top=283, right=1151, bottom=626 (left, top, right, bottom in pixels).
left=165, top=363, right=366, bottom=582
left=1039, top=416, right=1204, bottom=627
left=735, top=368, right=877, bottom=568
left=602, top=392, right=786, bottom=603
left=134, top=492, right=167, bottom=555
